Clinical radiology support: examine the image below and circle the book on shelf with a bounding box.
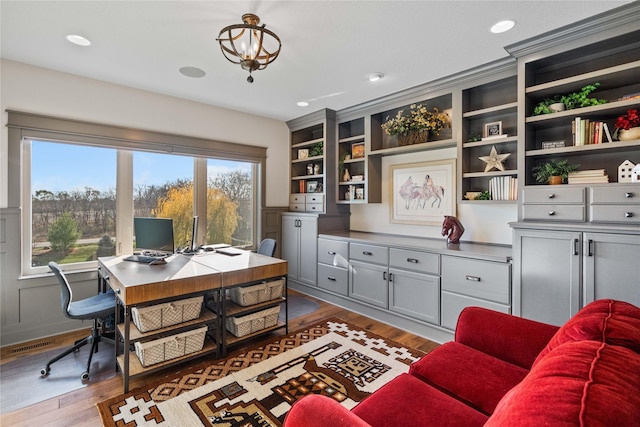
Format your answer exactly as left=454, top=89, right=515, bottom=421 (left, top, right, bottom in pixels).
left=299, top=180, right=306, bottom=193
left=572, top=118, right=611, bottom=145
left=568, top=169, right=609, bottom=184
left=488, top=176, right=517, bottom=201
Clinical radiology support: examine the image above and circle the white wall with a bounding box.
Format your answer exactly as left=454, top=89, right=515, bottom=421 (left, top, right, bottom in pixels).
left=0, top=59, right=291, bottom=209
left=350, top=147, right=517, bottom=245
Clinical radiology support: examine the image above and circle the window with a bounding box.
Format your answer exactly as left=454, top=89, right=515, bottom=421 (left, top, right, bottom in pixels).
left=11, top=112, right=266, bottom=276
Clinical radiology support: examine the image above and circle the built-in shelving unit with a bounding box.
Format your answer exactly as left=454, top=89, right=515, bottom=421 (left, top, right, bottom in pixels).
left=518, top=29, right=640, bottom=188
left=460, top=75, right=518, bottom=203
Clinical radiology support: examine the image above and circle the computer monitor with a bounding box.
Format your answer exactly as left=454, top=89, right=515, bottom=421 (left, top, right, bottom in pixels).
left=190, top=216, right=199, bottom=252
left=133, top=217, right=175, bottom=256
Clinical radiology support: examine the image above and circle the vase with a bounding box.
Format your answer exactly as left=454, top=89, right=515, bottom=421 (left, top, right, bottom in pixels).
left=398, top=130, right=429, bottom=146
left=548, top=176, right=563, bottom=185
left=617, top=127, right=640, bottom=141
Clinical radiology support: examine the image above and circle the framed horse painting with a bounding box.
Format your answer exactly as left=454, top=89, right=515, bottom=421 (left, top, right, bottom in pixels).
left=390, top=159, right=456, bottom=225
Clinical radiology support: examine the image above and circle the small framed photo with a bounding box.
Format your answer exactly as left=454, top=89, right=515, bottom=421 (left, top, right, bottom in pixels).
left=484, top=121, right=503, bottom=138
left=297, top=149, right=309, bottom=160
left=351, top=143, right=365, bottom=159
left=307, top=181, right=318, bottom=193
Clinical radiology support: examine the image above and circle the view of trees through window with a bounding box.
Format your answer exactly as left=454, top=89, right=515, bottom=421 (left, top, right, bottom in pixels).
left=30, top=140, right=256, bottom=268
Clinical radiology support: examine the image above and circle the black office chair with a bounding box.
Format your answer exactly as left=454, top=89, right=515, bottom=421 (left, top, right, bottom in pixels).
left=41, top=262, right=115, bottom=380
left=257, top=238, right=277, bottom=257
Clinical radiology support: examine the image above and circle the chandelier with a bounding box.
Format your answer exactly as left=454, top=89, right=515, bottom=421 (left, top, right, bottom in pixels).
left=217, top=13, right=281, bottom=83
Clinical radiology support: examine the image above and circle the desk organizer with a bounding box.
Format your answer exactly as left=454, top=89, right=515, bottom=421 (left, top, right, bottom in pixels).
left=226, top=306, right=281, bottom=337
left=134, top=326, right=207, bottom=367
left=229, top=279, right=284, bottom=306
left=131, top=295, right=203, bottom=332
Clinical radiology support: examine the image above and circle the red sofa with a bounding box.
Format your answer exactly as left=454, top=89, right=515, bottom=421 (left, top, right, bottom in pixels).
left=283, top=299, right=640, bottom=426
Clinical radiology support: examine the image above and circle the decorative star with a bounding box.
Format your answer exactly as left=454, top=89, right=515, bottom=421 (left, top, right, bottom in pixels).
left=479, top=145, right=511, bottom=172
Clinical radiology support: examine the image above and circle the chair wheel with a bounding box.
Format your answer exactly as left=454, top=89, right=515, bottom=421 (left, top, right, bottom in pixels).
left=81, top=371, right=90, bottom=381
left=41, top=367, right=50, bottom=377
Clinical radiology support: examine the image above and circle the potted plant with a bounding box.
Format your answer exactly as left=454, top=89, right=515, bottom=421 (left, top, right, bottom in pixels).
left=533, top=96, right=564, bottom=115
left=381, top=104, right=449, bottom=146
left=532, top=159, right=579, bottom=185
left=560, top=83, right=607, bottom=110
left=613, top=109, right=640, bottom=141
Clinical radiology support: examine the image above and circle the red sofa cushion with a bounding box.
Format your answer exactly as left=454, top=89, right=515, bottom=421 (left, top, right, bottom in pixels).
left=352, top=373, right=488, bottom=427
left=283, top=394, right=373, bottom=427
left=486, top=340, right=640, bottom=426
left=410, top=342, right=529, bottom=415
left=534, top=299, right=640, bottom=366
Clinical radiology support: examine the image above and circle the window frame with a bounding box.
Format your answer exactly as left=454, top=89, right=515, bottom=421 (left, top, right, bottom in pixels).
left=8, top=111, right=266, bottom=277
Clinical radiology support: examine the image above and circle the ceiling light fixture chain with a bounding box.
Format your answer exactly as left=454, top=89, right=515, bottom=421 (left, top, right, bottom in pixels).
left=217, top=13, right=281, bottom=83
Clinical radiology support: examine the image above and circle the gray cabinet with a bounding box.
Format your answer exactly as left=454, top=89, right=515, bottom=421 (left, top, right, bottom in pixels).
left=317, top=238, right=349, bottom=296
left=281, top=213, right=318, bottom=287
left=583, top=233, right=640, bottom=307
left=349, top=243, right=389, bottom=309
left=512, top=228, right=581, bottom=326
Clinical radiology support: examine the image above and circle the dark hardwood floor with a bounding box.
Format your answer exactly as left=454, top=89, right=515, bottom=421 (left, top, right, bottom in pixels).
left=0, top=290, right=440, bottom=426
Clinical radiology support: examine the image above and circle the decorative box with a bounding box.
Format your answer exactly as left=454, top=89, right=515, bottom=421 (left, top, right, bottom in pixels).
left=134, top=326, right=207, bottom=367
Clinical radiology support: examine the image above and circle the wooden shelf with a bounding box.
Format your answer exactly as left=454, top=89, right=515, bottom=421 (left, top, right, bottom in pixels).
left=369, top=139, right=456, bottom=156
left=292, top=137, right=324, bottom=149
left=463, top=169, right=518, bottom=178
left=463, top=102, right=517, bottom=118
left=463, top=136, right=518, bottom=148
left=225, top=321, right=286, bottom=346
left=525, top=139, right=640, bottom=157
left=338, top=135, right=365, bottom=143
left=224, top=297, right=285, bottom=318
left=292, top=155, right=323, bottom=164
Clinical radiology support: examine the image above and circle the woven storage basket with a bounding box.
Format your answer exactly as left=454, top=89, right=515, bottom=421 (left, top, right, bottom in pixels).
left=226, top=305, right=281, bottom=337
left=131, top=295, right=203, bottom=333
left=265, top=279, right=284, bottom=301
left=229, top=283, right=267, bottom=306
left=134, top=326, right=207, bottom=367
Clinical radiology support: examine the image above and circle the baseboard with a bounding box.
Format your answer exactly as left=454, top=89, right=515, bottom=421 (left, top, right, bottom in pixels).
left=0, top=327, right=91, bottom=363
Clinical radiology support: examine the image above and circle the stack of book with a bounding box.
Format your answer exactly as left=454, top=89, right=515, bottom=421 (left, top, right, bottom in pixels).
left=572, top=117, right=612, bottom=146
left=489, top=176, right=518, bottom=201
left=568, top=169, right=609, bottom=184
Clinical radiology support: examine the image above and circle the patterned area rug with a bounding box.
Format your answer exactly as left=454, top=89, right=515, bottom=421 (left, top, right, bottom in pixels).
left=97, top=318, right=425, bottom=426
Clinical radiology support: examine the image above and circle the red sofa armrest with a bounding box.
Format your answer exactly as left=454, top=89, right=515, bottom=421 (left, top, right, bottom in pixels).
left=283, top=394, right=372, bottom=427
left=455, top=306, right=559, bottom=369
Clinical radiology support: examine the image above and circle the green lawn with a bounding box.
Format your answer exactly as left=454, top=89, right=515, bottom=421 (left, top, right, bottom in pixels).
left=32, top=244, right=99, bottom=266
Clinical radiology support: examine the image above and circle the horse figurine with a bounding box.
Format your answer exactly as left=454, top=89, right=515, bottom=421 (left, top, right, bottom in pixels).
left=442, top=215, right=465, bottom=244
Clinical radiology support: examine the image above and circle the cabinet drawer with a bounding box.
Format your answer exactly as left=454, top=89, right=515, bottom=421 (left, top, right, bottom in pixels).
left=290, top=194, right=305, bottom=203
left=317, top=264, right=348, bottom=296
left=590, top=184, right=640, bottom=204
left=441, top=291, right=510, bottom=330
left=350, top=243, right=388, bottom=265
left=305, top=203, right=324, bottom=212
left=522, top=186, right=585, bottom=204
left=306, top=194, right=324, bottom=204
left=590, top=205, right=640, bottom=224
left=318, top=238, right=349, bottom=266
left=389, top=248, right=439, bottom=275
left=289, top=203, right=305, bottom=212
left=522, top=204, right=585, bottom=222
left=441, top=256, right=510, bottom=304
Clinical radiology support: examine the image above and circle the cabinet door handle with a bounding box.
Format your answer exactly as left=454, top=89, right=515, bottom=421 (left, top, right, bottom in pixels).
left=383, top=271, right=387, bottom=281
left=389, top=273, right=393, bottom=282
left=406, top=258, right=419, bottom=263
left=328, top=251, right=336, bottom=255
left=574, top=239, right=580, bottom=256
left=465, top=275, right=481, bottom=282
left=625, top=212, right=633, bottom=218
left=548, top=193, right=555, bottom=199
left=625, top=192, right=634, bottom=198
left=548, top=211, right=555, bottom=216
left=588, top=239, right=594, bottom=257
left=327, top=276, right=336, bottom=281
left=363, top=251, right=373, bottom=256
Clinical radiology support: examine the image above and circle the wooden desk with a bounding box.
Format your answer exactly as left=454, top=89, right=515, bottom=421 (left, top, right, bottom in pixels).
left=98, top=251, right=288, bottom=392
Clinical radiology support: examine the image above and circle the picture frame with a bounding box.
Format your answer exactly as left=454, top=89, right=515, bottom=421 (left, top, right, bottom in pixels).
left=306, top=181, right=318, bottom=193
left=351, top=143, right=365, bottom=159
left=297, top=149, right=309, bottom=160
left=390, top=159, right=456, bottom=225
left=484, top=121, right=503, bottom=138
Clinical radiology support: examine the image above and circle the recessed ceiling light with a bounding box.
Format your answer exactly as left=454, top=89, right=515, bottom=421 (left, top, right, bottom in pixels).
left=179, top=66, right=206, bottom=78
left=297, top=101, right=309, bottom=107
left=66, top=34, right=91, bottom=46
left=368, top=72, right=384, bottom=82
left=491, top=20, right=515, bottom=34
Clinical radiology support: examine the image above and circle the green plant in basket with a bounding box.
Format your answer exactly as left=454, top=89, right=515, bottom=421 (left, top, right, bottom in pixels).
left=532, top=159, right=579, bottom=184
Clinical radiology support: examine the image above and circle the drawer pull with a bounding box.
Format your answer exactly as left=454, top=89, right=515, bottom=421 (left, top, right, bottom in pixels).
left=363, top=251, right=373, bottom=256
left=328, top=251, right=336, bottom=255
left=327, top=276, right=336, bottom=281
left=625, top=212, right=633, bottom=218
left=465, top=275, right=481, bottom=282
left=625, top=192, right=634, bottom=198
left=548, top=193, right=555, bottom=199
left=548, top=211, right=555, bottom=216
left=383, top=271, right=387, bottom=280
left=406, top=258, right=419, bottom=263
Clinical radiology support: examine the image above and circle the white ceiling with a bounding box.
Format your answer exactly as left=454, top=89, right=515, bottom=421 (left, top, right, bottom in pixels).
left=0, top=1, right=632, bottom=122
